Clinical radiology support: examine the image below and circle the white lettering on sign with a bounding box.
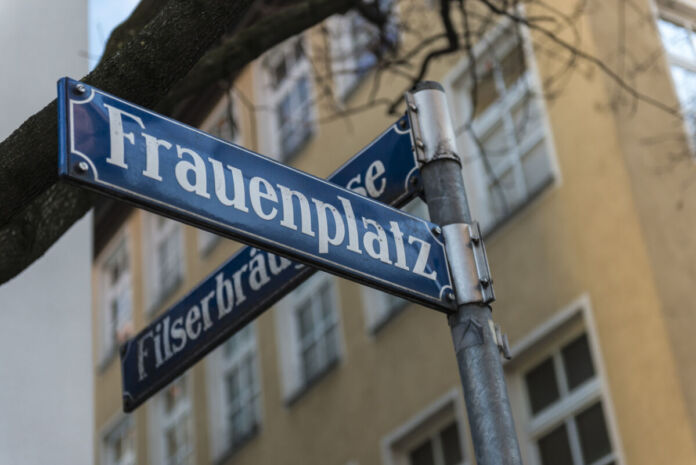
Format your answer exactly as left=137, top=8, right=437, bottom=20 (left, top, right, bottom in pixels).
left=105, top=102, right=434, bottom=278
left=136, top=248, right=295, bottom=381
left=104, top=104, right=144, bottom=169
left=105, top=104, right=443, bottom=382
left=104, top=107, right=437, bottom=384
left=345, top=160, right=386, bottom=198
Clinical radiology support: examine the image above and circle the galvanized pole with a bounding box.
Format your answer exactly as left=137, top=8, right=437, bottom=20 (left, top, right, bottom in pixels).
left=406, top=82, right=523, bottom=465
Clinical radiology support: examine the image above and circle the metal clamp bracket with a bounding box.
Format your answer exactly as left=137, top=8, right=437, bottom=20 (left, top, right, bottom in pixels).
left=442, top=222, right=495, bottom=306
left=405, top=91, right=461, bottom=166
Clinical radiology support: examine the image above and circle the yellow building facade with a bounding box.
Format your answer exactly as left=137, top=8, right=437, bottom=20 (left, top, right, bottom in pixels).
left=91, top=1, right=696, bottom=464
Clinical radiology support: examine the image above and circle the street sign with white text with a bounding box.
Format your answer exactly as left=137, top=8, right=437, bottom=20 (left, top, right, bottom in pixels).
left=119, top=116, right=423, bottom=411
left=57, top=77, right=454, bottom=408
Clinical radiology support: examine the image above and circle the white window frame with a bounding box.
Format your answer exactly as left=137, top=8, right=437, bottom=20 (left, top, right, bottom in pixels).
left=275, top=272, right=343, bottom=401
left=328, top=12, right=370, bottom=99
left=101, top=414, right=136, bottom=465
left=381, top=388, right=470, bottom=465
left=255, top=35, right=317, bottom=162
left=196, top=229, right=221, bottom=257
left=655, top=1, right=696, bottom=154
left=142, top=212, right=185, bottom=312
left=327, top=0, right=398, bottom=100
left=205, top=323, right=262, bottom=461
left=361, top=283, right=408, bottom=333
left=97, top=230, right=133, bottom=365
left=202, top=92, right=242, bottom=145
left=443, top=18, right=560, bottom=233
left=362, top=198, right=429, bottom=333
left=504, top=294, right=625, bottom=465
left=148, top=375, right=194, bottom=465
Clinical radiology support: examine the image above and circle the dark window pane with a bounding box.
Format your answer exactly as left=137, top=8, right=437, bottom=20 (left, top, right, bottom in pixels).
left=272, top=58, right=287, bottom=88
left=562, top=334, right=595, bottom=390
left=294, top=39, right=304, bottom=61
left=525, top=357, right=560, bottom=414
left=538, top=423, right=574, bottom=465
left=501, top=42, right=526, bottom=89
left=472, top=68, right=498, bottom=118
left=440, top=422, right=463, bottom=465
left=324, top=326, right=339, bottom=365
left=297, top=304, right=314, bottom=340
left=226, top=370, right=239, bottom=405
left=409, top=439, right=435, bottom=465
left=576, top=402, right=612, bottom=464
left=319, top=284, right=333, bottom=322
left=302, top=343, right=320, bottom=380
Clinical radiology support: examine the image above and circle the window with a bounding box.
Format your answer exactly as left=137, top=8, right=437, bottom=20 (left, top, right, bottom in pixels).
left=449, top=22, right=555, bottom=232
left=362, top=198, right=428, bottom=332
left=197, top=230, right=221, bottom=257
left=150, top=376, right=194, bottom=465
left=275, top=273, right=342, bottom=401
left=206, top=324, right=261, bottom=460
left=144, top=213, right=184, bottom=309
left=102, top=417, right=136, bottom=465
left=362, top=280, right=409, bottom=333
left=329, top=0, right=398, bottom=98
left=295, top=275, right=340, bottom=382
left=508, top=309, right=619, bottom=465
left=408, top=421, right=465, bottom=465
left=657, top=9, right=696, bottom=149
left=262, top=36, right=315, bottom=160
left=100, top=237, right=133, bottom=361
left=208, top=111, right=238, bottom=143
left=383, top=389, right=469, bottom=465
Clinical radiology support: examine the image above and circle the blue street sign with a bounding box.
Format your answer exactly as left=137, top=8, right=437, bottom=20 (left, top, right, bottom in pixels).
left=118, top=116, right=423, bottom=411
left=57, top=77, right=454, bottom=407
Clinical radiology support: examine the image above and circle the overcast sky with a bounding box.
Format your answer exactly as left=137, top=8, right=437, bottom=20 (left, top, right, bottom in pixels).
left=88, top=0, right=140, bottom=69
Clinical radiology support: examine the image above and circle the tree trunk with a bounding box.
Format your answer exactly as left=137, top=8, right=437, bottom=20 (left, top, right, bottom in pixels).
left=0, top=0, right=352, bottom=284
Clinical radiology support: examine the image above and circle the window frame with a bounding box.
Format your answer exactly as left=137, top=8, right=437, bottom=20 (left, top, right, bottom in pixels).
left=196, top=229, right=222, bottom=258
left=148, top=375, right=195, bottom=465
left=327, top=0, right=399, bottom=100
left=504, top=295, right=625, bottom=465
left=443, top=17, right=560, bottom=234
left=142, top=212, right=185, bottom=313
left=655, top=1, right=696, bottom=154
left=97, top=229, right=133, bottom=366
left=381, top=388, right=471, bottom=465
left=255, top=35, right=317, bottom=162
left=657, top=8, right=696, bottom=73
left=205, top=323, right=263, bottom=461
left=274, top=272, right=343, bottom=403
left=100, top=414, right=136, bottom=465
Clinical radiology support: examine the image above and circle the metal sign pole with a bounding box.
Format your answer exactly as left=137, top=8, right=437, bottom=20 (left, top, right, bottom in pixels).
left=406, top=82, right=523, bottom=465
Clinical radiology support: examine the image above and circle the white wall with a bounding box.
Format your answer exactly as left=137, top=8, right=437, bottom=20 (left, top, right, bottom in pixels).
left=0, top=1, right=92, bottom=464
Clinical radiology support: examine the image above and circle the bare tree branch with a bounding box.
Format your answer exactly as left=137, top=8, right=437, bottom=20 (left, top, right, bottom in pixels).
left=157, top=0, right=356, bottom=114
left=387, top=0, right=460, bottom=113
left=475, top=0, right=680, bottom=116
